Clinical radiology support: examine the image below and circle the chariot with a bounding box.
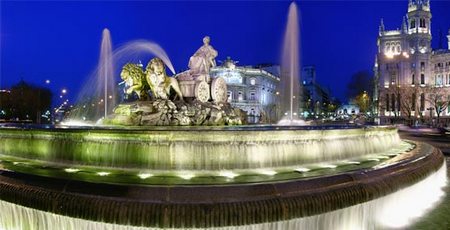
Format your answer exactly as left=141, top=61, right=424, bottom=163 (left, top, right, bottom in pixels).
left=176, top=73, right=228, bottom=103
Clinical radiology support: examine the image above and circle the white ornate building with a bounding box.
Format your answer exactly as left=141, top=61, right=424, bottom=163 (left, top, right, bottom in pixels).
left=376, top=0, right=450, bottom=125
left=210, top=57, right=280, bottom=123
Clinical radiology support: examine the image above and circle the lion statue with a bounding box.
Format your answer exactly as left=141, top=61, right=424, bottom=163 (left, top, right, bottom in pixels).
left=120, top=63, right=149, bottom=100
left=145, top=58, right=183, bottom=100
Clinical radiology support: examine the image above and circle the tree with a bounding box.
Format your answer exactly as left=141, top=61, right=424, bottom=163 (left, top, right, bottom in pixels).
left=8, top=80, right=52, bottom=123
left=425, top=86, right=449, bottom=125
left=346, top=71, right=374, bottom=100
left=353, top=91, right=371, bottom=113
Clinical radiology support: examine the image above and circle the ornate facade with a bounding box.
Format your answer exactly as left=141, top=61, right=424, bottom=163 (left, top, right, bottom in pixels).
left=210, top=57, right=280, bottom=123
left=376, top=0, right=450, bottom=125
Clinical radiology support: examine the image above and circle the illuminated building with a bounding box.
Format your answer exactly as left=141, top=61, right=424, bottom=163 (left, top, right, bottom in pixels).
left=210, top=57, right=280, bottom=123
left=375, top=0, right=450, bottom=125
left=301, top=66, right=335, bottom=118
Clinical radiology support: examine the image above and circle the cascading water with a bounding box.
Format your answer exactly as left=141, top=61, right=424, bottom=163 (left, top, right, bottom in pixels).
left=0, top=162, right=446, bottom=230
left=279, top=2, right=301, bottom=124
left=0, top=126, right=402, bottom=172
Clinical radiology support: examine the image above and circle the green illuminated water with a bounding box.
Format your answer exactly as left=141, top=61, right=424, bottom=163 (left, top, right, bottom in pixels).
left=0, top=126, right=400, bottom=172
left=0, top=141, right=413, bottom=185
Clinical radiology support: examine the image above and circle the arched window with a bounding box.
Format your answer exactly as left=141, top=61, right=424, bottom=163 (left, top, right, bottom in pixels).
left=391, top=73, right=396, bottom=84
left=436, top=75, right=443, bottom=86
left=385, top=43, right=391, bottom=53
left=419, top=18, right=426, bottom=28
left=238, top=91, right=243, bottom=101
left=412, top=93, right=416, bottom=111
left=410, top=19, right=416, bottom=29
left=249, top=91, right=256, bottom=101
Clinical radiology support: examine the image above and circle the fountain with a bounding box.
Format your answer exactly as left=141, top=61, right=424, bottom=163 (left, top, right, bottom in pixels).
left=278, top=2, right=305, bottom=125
left=65, top=28, right=115, bottom=122
left=66, top=34, right=179, bottom=124
left=0, top=2, right=447, bottom=229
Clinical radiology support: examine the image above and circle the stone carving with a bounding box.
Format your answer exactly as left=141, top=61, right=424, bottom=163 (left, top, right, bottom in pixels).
left=210, top=77, right=228, bottom=103
left=175, top=36, right=227, bottom=103
left=120, top=63, right=148, bottom=100
left=194, top=81, right=210, bottom=103
left=105, top=99, right=247, bottom=126
left=145, top=58, right=183, bottom=100
left=109, top=37, right=239, bottom=126
left=188, top=36, right=218, bottom=81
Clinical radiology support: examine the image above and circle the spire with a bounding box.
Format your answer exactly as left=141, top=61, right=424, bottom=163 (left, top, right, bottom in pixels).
left=402, top=16, right=408, bottom=33
left=379, top=19, right=385, bottom=35
left=374, top=55, right=378, bottom=68
left=447, top=28, right=450, bottom=50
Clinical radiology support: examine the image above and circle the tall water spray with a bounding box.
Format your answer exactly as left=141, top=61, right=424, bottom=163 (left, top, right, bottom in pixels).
left=280, top=2, right=301, bottom=122
left=66, top=28, right=116, bottom=123
left=99, top=28, right=114, bottom=118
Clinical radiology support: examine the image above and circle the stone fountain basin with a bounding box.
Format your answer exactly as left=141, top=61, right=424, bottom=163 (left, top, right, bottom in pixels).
left=0, top=125, right=401, bottom=172
left=0, top=139, right=444, bottom=228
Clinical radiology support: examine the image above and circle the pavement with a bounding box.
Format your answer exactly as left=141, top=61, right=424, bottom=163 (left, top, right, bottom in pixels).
left=399, top=129, right=450, bottom=156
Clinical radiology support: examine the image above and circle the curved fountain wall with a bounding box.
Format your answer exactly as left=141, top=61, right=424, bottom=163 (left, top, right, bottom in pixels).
left=0, top=126, right=400, bottom=171
left=0, top=139, right=445, bottom=228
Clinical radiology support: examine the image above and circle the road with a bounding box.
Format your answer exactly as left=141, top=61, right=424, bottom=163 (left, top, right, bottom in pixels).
left=399, top=130, right=450, bottom=156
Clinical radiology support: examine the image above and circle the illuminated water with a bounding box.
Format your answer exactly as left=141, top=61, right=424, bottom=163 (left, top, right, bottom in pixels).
left=70, top=28, right=116, bottom=121
left=112, top=40, right=176, bottom=75
left=0, top=126, right=402, bottom=178
left=68, top=35, right=176, bottom=123
left=280, top=2, right=300, bottom=121
left=0, top=140, right=413, bottom=185
left=0, top=162, right=445, bottom=230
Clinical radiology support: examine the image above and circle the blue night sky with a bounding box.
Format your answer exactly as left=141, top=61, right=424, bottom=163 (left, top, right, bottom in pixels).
left=1, top=1, right=450, bottom=103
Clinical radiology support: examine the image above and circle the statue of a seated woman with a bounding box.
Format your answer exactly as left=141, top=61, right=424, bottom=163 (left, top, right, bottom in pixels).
left=187, top=36, right=218, bottom=81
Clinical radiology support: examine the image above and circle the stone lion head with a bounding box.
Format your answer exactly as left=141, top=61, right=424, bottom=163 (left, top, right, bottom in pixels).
left=120, top=63, right=144, bottom=81
left=146, top=58, right=166, bottom=76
